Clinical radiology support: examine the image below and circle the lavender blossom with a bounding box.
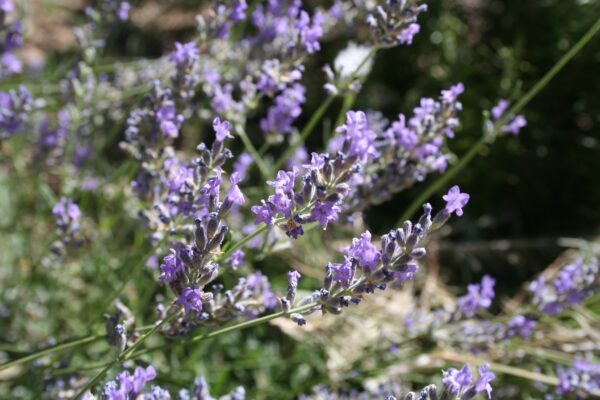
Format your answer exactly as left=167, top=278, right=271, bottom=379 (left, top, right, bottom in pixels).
left=253, top=110, right=382, bottom=238
left=227, top=249, right=245, bottom=270
left=343, top=84, right=464, bottom=212
left=488, top=99, right=527, bottom=136
left=116, top=2, right=130, bottom=21
left=260, top=83, right=306, bottom=135
left=366, top=0, right=428, bottom=46
left=443, top=185, right=471, bottom=217
left=530, top=256, right=599, bottom=314
left=0, top=86, right=32, bottom=138
left=457, top=275, right=496, bottom=317
left=288, top=189, right=469, bottom=320
left=557, top=359, right=600, bottom=396
left=103, top=365, right=157, bottom=400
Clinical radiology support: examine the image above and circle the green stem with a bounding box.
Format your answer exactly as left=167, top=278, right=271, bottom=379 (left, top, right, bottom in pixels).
left=0, top=335, right=104, bottom=372
left=73, top=310, right=181, bottom=399
left=237, top=127, right=271, bottom=180
left=217, top=223, right=268, bottom=263
left=397, top=18, right=600, bottom=224
left=334, top=92, right=356, bottom=129
left=127, top=303, right=318, bottom=360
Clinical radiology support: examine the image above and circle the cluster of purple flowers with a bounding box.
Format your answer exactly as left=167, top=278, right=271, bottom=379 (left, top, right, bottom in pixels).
left=100, top=365, right=156, bottom=400
left=442, top=364, right=495, bottom=399
left=488, top=99, right=527, bottom=136
left=260, top=83, right=306, bottom=135
left=457, top=275, right=496, bottom=317
left=49, top=197, right=83, bottom=255
left=529, top=256, right=599, bottom=315
left=405, top=271, right=538, bottom=354
left=344, top=84, right=465, bottom=211
left=95, top=366, right=246, bottom=400
left=299, top=363, right=493, bottom=400
left=170, top=41, right=200, bottom=100
left=0, top=85, right=32, bottom=140
left=436, top=315, right=537, bottom=354
left=252, top=110, right=379, bottom=238
left=557, top=359, right=600, bottom=396
left=0, top=0, right=23, bottom=77
left=366, top=0, right=428, bottom=46
left=282, top=186, right=470, bottom=324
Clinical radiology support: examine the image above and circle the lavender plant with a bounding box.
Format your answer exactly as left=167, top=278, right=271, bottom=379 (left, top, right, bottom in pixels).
left=0, top=1, right=599, bottom=399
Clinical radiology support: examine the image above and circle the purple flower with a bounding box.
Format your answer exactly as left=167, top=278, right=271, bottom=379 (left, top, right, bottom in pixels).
left=228, top=250, right=244, bottom=270
left=107, top=366, right=156, bottom=400
left=441, top=83, right=465, bottom=104
left=159, top=252, right=184, bottom=283
left=0, top=0, right=14, bottom=12
left=116, top=2, right=130, bottom=21
left=398, top=23, right=420, bottom=45
left=296, top=10, right=324, bottom=53
left=530, top=257, right=598, bottom=315
left=267, top=169, right=297, bottom=194
left=251, top=200, right=276, bottom=225
left=394, top=263, right=418, bottom=284
left=286, top=222, right=304, bottom=239
left=491, top=99, right=509, bottom=120
left=1, top=52, right=22, bottom=75
left=457, top=275, right=496, bottom=317
left=475, top=364, right=495, bottom=399
left=336, top=111, right=378, bottom=163
left=310, top=201, right=340, bottom=229
left=52, top=198, right=81, bottom=236
left=169, top=41, right=199, bottom=67
left=501, top=115, right=527, bottom=135
left=442, top=364, right=472, bottom=394
left=260, top=84, right=306, bottom=134
left=442, top=185, right=470, bottom=216
left=288, top=270, right=301, bottom=290
left=268, top=191, right=292, bottom=217
left=157, top=103, right=181, bottom=138
left=213, top=117, right=234, bottom=141
left=329, top=259, right=354, bottom=286
left=490, top=99, right=527, bottom=135
left=211, top=83, right=235, bottom=114
left=226, top=172, right=245, bottom=205
left=302, top=152, right=327, bottom=170
left=506, top=315, right=536, bottom=338
left=177, top=287, right=203, bottom=313
left=52, top=197, right=81, bottom=223
left=132, top=366, right=157, bottom=394
left=342, top=231, right=381, bottom=271
left=386, top=114, right=418, bottom=150
left=230, top=0, right=248, bottom=22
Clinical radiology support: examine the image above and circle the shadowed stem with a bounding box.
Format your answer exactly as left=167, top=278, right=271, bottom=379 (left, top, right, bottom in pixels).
left=120, top=303, right=319, bottom=361
left=397, top=17, right=600, bottom=224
